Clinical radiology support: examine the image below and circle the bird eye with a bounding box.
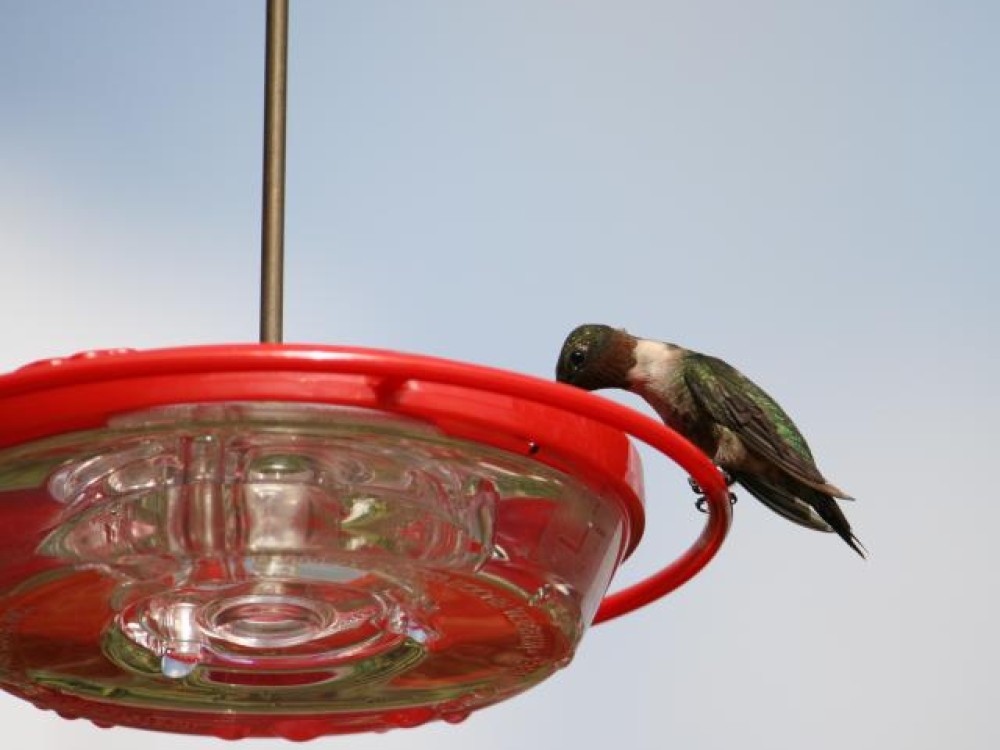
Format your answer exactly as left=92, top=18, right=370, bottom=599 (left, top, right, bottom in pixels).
left=568, top=348, right=587, bottom=369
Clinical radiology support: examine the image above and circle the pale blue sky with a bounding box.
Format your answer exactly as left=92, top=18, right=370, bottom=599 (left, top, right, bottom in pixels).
left=1, top=2, right=998, bottom=749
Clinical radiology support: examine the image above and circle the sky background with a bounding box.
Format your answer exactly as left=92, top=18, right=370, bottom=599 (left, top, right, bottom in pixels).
left=1, top=1, right=998, bottom=748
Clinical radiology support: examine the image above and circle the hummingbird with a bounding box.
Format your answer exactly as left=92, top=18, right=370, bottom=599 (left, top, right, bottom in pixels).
left=555, top=324, right=864, bottom=556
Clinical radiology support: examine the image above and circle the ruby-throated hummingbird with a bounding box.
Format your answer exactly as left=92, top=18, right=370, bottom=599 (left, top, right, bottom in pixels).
left=556, top=324, right=864, bottom=556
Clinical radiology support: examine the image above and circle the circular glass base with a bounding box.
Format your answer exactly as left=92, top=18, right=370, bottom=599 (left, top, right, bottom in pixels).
left=0, top=402, right=625, bottom=737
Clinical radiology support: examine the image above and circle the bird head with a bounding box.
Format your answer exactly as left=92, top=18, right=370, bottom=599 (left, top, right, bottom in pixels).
left=555, top=324, right=636, bottom=391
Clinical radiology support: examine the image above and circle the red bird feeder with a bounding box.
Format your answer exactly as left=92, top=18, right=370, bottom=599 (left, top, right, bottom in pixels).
left=0, top=2, right=732, bottom=738
left=0, top=345, right=731, bottom=738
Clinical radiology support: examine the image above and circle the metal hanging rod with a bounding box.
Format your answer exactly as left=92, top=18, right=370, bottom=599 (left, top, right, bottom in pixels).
left=260, top=0, right=289, bottom=344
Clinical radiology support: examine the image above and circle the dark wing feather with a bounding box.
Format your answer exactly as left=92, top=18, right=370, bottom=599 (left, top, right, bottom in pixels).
left=735, top=471, right=866, bottom=556
left=733, top=472, right=831, bottom=532
left=683, top=353, right=829, bottom=487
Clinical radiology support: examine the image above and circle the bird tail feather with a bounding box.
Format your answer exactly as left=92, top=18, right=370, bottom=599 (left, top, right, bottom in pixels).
left=734, top=473, right=866, bottom=558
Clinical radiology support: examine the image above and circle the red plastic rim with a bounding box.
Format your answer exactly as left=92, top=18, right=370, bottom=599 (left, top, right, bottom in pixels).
left=0, top=344, right=732, bottom=623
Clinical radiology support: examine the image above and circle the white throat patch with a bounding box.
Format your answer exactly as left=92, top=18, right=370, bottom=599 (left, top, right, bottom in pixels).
left=627, top=339, right=682, bottom=390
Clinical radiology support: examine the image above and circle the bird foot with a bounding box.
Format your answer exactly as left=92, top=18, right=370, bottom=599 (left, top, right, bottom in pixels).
left=687, top=467, right=734, bottom=496
left=694, top=492, right=738, bottom=513
left=689, top=468, right=737, bottom=513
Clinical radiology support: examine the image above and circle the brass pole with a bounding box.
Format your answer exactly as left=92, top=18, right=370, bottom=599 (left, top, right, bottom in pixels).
left=260, top=0, right=289, bottom=343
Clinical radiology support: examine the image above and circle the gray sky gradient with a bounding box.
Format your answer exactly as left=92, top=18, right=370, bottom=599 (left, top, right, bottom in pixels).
left=1, top=2, right=998, bottom=748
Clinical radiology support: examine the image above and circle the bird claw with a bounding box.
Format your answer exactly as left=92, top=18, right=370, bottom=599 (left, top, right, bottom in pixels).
left=690, top=467, right=737, bottom=513
left=694, top=491, right=738, bottom=514
left=688, top=464, right=736, bottom=495
left=688, top=467, right=734, bottom=496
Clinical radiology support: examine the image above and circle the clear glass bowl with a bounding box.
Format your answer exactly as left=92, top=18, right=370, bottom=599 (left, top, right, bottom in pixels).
left=0, top=401, right=629, bottom=737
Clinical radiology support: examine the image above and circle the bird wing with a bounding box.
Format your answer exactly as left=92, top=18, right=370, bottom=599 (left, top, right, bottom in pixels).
left=731, top=472, right=832, bottom=532
left=683, top=353, right=831, bottom=488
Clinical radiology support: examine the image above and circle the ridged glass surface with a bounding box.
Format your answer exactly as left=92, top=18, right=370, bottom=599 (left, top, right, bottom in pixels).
left=0, top=403, right=624, bottom=735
